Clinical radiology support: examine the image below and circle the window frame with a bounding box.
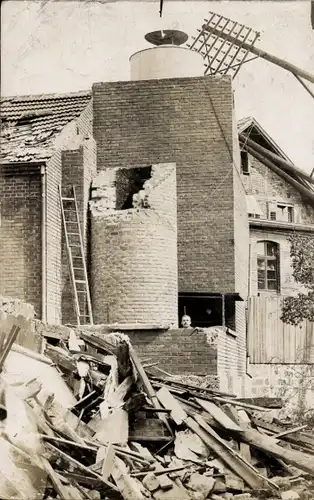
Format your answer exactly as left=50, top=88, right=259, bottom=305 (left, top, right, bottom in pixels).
left=257, top=241, right=280, bottom=292
left=240, top=150, right=250, bottom=175
left=276, top=203, right=294, bottom=223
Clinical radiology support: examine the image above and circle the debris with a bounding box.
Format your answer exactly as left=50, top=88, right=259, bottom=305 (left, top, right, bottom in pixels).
left=281, top=491, right=300, bottom=499
left=142, top=472, right=160, bottom=492
left=186, top=472, right=215, bottom=499
left=1, top=320, right=314, bottom=500
left=195, top=399, right=243, bottom=432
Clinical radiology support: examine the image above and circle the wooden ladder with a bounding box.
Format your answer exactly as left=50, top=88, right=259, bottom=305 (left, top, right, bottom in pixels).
left=59, top=185, right=93, bottom=325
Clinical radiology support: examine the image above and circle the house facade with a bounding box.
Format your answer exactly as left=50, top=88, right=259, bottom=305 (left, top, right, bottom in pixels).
left=239, top=117, right=314, bottom=416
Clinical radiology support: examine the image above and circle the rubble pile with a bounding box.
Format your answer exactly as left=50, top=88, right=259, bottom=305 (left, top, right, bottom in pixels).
left=0, top=322, right=314, bottom=500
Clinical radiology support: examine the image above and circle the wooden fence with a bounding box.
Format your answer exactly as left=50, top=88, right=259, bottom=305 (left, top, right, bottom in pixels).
left=247, top=295, right=314, bottom=363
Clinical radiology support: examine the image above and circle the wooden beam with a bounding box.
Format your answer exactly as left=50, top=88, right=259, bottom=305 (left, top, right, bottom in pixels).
left=46, top=443, right=119, bottom=492
left=42, top=458, right=72, bottom=500
left=0, top=325, right=20, bottom=372
left=195, top=398, right=243, bottom=432
left=239, top=427, right=314, bottom=477
left=186, top=416, right=269, bottom=490
left=129, top=346, right=173, bottom=435
left=239, top=134, right=314, bottom=184
left=202, top=24, right=314, bottom=84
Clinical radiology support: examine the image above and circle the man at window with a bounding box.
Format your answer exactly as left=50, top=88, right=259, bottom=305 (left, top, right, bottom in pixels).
left=257, top=241, right=280, bottom=292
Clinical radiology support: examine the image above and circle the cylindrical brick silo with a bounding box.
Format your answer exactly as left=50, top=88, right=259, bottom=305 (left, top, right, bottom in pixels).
left=90, top=163, right=178, bottom=327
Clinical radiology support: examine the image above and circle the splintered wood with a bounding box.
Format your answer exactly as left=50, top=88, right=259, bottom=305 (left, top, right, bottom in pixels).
left=1, top=324, right=314, bottom=500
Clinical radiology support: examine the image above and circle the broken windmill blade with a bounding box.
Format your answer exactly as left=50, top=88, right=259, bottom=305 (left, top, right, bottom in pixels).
left=187, top=11, right=260, bottom=78
left=188, top=10, right=314, bottom=97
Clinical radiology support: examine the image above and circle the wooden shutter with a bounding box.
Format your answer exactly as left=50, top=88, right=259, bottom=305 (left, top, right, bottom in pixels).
left=267, top=201, right=277, bottom=221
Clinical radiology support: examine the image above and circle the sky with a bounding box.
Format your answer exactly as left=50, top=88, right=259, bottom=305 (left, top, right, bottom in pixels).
left=1, top=0, right=314, bottom=171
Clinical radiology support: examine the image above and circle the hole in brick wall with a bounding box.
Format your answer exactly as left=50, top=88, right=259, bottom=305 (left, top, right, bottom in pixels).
left=115, top=166, right=152, bottom=210
left=178, top=294, right=236, bottom=329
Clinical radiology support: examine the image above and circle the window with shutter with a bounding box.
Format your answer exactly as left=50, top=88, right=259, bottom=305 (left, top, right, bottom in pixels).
left=267, top=201, right=277, bottom=221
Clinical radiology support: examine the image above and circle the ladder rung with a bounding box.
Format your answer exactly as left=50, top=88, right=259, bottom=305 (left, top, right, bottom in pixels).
left=77, top=290, right=87, bottom=294
left=73, top=267, right=85, bottom=271
left=68, top=233, right=80, bottom=236
left=75, top=280, right=87, bottom=283
left=69, top=244, right=82, bottom=247
left=62, top=197, right=75, bottom=201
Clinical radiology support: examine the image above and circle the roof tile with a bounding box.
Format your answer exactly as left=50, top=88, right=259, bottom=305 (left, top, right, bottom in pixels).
left=1, top=90, right=91, bottom=163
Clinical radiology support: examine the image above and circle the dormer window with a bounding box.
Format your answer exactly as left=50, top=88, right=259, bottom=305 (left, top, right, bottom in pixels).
left=277, top=203, right=294, bottom=223
left=240, top=150, right=250, bottom=175
left=267, top=201, right=295, bottom=223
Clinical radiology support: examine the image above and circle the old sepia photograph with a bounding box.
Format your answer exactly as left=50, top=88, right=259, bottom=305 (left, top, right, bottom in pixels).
left=0, top=0, right=314, bottom=498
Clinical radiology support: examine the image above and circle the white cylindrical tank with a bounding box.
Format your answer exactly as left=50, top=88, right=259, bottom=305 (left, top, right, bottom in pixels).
left=130, top=45, right=204, bottom=81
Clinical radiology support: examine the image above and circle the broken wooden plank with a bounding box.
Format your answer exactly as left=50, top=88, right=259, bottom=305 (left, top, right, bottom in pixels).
left=129, top=346, right=173, bottom=435
left=212, top=396, right=270, bottom=412
left=142, top=472, right=160, bottom=492
left=111, top=455, right=148, bottom=500
left=252, top=417, right=314, bottom=449
left=158, top=474, right=173, bottom=491
left=58, top=472, right=100, bottom=488
left=186, top=416, right=269, bottom=490
left=70, top=480, right=93, bottom=500
left=131, top=465, right=192, bottom=478
left=79, top=332, right=116, bottom=355
left=46, top=443, right=119, bottom=492
left=274, top=425, right=307, bottom=439
left=86, top=442, right=153, bottom=465
left=150, top=375, right=235, bottom=398
left=195, top=398, right=243, bottom=432
left=41, top=435, right=98, bottom=452
left=0, top=325, right=21, bottom=372
left=238, top=427, right=314, bottom=477
left=96, top=444, right=116, bottom=481
left=45, top=344, right=107, bottom=389
left=236, top=397, right=283, bottom=409
left=42, top=459, right=71, bottom=500
left=157, top=387, right=187, bottom=425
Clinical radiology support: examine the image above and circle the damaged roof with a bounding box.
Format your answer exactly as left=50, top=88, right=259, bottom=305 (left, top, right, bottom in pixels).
left=1, top=90, right=91, bottom=163
left=237, top=116, right=292, bottom=162
left=238, top=116, right=314, bottom=201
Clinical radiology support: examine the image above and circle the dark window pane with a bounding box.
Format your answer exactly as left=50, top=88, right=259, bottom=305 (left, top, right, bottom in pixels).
left=267, top=243, right=277, bottom=256
left=258, top=270, right=266, bottom=290
left=267, top=270, right=276, bottom=280
left=288, top=207, right=294, bottom=222
left=257, top=258, right=266, bottom=269
left=267, top=280, right=278, bottom=290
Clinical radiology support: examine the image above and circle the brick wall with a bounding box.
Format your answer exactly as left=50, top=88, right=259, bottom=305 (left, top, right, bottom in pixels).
left=241, top=155, right=314, bottom=224
left=45, top=152, right=62, bottom=324
left=127, top=328, right=218, bottom=376
left=0, top=167, right=42, bottom=317
left=59, top=101, right=96, bottom=325
left=90, top=163, right=178, bottom=326
left=61, top=148, right=85, bottom=324
left=92, top=76, right=239, bottom=295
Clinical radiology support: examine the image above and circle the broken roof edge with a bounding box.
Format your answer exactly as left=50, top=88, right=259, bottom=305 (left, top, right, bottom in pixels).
left=1, top=89, right=92, bottom=103
left=237, top=116, right=292, bottom=163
